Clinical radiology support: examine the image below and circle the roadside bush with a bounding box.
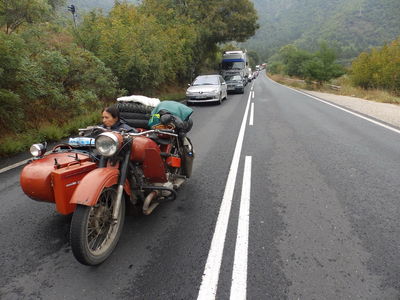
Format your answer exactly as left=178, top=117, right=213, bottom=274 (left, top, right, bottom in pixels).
left=0, top=26, right=120, bottom=136
left=0, top=112, right=101, bottom=157
left=37, top=125, right=65, bottom=141
left=272, top=42, right=344, bottom=84
left=351, top=38, right=400, bottom=94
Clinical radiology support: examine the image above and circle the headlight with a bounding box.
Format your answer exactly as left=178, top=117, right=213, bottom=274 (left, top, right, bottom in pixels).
left=30, top=143, right=46, bottom=157
left=95, top=132, right=120, bottom=157
left=211, top=90, right=218, bottom=94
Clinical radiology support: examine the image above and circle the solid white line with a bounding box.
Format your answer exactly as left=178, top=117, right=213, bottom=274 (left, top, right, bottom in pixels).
left=0, top=150, right=54, bottom=174
left=197, top=90, right=253, bottom=300
left=0, top=159, right=30, bottom=174
left=252, top=91, right=255, bottom=99
left=249, top=103, right=254, bottom=126
left=268, top=77, right=400, bottom=135
left=230, top=156, right=252, bottom=300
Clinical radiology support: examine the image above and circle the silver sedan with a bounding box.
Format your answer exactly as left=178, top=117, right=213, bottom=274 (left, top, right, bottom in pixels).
left=186, top=75, right=228, bottom=105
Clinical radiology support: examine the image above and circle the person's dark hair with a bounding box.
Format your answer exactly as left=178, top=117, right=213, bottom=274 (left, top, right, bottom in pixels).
left=103, top=106, right=120, bottom=120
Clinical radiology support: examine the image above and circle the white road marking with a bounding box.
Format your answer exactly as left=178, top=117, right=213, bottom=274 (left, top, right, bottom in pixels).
left=230, top=156, right=252, bottom=300
left=0, top=159, right=30, bottom=174
left=268, top=77, right=400, bottom=135
left=197, top=91, right=253, bottom=300
left=0, top=150, right=53, bottom=174
left=249, top=103, right=254, bottom=126
left=252, top=91, right=255, bottom=99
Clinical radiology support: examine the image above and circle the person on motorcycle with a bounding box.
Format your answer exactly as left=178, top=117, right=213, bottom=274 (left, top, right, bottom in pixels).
left=102, top=106, right=136, bottom=132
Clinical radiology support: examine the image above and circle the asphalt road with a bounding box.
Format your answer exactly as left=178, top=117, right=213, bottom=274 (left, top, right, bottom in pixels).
left=1, top=72, right=400, bottom=299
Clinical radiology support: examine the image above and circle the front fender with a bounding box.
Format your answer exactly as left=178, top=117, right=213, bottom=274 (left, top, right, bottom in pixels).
left=70, top=168, right=120, bottom=207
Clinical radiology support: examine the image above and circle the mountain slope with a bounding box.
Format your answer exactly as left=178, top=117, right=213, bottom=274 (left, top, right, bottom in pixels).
left=246, top=0, right=400, bottom=61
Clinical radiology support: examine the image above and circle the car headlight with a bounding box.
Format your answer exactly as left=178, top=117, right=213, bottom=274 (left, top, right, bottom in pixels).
left=30, top=143, right=47, bottom=157
left=211, top=90, right=218, bottom=94
left=95, top=132, right=120, bottom=157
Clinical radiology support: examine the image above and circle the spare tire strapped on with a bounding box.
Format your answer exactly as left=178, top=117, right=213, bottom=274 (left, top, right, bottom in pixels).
left=119, top=112, right=151, bottom=120
left=116, top=102, right=153, bottom=129
left=120, top=119, right=150, bottom=129
left=116, top=102, right=153, bottom=114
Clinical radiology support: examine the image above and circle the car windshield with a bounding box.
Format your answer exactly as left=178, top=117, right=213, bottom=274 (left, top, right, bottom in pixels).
left=225, top=75, right=242, bottom=81
left=192, top=76, right=219, bottom=86
left=221, top=61, right=245, bottom=70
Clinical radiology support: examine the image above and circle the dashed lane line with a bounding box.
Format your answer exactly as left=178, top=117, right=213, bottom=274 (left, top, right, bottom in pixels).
left=197, top=90, right=253, bottom=300
left=249, top=103, right=254, bottom=126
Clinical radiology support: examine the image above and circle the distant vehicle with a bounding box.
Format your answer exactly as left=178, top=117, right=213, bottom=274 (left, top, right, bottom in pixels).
left=186, top=75, right=228, bottom=105
left=247, top=68, right=253, bottom=81
left=224, top=74, right=245, bottom=94
left=220, top=50, right=250, bottom=84
left=255, top=65, right=260, bottom=71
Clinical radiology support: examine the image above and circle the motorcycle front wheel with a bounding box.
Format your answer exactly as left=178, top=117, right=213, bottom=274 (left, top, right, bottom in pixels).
left=70, top=186, right=125, bottom=265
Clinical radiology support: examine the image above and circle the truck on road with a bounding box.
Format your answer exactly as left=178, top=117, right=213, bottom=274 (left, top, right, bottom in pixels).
left=220, top=50, right=250, bottom=85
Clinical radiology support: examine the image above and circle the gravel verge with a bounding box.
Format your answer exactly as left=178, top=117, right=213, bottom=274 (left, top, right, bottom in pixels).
left=302, top=90, right=400, bottom=129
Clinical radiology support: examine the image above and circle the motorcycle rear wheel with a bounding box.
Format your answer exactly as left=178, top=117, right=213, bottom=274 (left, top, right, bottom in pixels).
left=70, top=187, right=125, bottom=265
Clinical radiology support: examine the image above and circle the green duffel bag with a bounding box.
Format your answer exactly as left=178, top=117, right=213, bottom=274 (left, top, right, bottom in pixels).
left=148, top=101, right=193, bottom=128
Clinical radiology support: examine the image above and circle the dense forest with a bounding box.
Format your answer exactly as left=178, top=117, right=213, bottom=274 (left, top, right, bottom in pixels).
left=0, top=0, right=258, bottom=155
left=246, top=0, right=400, bottom=62
left=67, top=0, right=138, bottom=13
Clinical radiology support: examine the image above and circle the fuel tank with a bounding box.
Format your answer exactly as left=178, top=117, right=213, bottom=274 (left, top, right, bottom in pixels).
left=130, top=136, right=167, bottom=183
left=20, top=152, right=92, bottom=204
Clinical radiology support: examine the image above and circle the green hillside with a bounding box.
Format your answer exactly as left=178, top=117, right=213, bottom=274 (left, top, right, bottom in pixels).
left=247, top=0, right=400, bottom=61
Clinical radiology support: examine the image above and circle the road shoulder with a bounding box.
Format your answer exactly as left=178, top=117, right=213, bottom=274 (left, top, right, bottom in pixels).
left=301, top=90, right=400, bottom=129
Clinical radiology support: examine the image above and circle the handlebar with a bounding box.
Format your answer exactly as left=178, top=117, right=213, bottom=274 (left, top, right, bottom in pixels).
left=78, top=126, right=106, bottom=136
left=127, top=129, right=178, bottom=137
left=78, top=126, right=178, bottom=137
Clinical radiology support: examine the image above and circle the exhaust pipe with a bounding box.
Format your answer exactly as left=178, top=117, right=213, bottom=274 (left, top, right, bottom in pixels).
left=143, top=191, right=159, bottom=215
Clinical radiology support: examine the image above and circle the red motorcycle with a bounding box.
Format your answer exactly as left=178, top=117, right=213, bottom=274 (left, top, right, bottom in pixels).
left=20, top=113, right=194, bottom=265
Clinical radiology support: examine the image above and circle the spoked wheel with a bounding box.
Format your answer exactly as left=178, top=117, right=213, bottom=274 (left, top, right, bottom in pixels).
left=70, top=187, right=125, bottom=265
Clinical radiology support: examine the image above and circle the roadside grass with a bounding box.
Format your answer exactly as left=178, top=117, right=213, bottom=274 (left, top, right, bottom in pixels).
left=159, top=92, right=186, bottom=101
left=0, top=86, right=188, bottom=157
left=269, top=74, right=400, bottom=105
left=0, top=112, right=99, bottom=157
left=156, top=85, right=186, bottom=101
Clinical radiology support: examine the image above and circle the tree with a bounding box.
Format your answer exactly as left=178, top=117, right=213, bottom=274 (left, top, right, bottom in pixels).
left=351, top=38, right=400, bottom=93
left=247, top=50, right=260, bottom=67
left=0, top=0, right=54, bottom=34
left=141, top=0, right=259, bottom=74
left=303, top=42, right=344, bottom=84
left=279, top=44, right=312, bottom=77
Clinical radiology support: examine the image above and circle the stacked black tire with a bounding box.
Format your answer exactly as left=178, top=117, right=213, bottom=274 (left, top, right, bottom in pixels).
left=116, top=102, right=153, bottom=129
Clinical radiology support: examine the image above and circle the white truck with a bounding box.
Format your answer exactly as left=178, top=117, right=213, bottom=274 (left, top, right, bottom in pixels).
left=220, top=50, right=250, bottom=85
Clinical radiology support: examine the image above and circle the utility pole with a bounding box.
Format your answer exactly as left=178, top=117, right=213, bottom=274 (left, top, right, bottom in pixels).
left=68, top=4, right=77, bottom=28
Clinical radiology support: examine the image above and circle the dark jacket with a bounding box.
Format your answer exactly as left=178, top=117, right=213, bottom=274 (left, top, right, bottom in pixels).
left=102, top=120, right=136, bottom=132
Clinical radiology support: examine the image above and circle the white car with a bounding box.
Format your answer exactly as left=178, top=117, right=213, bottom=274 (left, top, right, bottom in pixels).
left=186, top=75, right=228, bottom=105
